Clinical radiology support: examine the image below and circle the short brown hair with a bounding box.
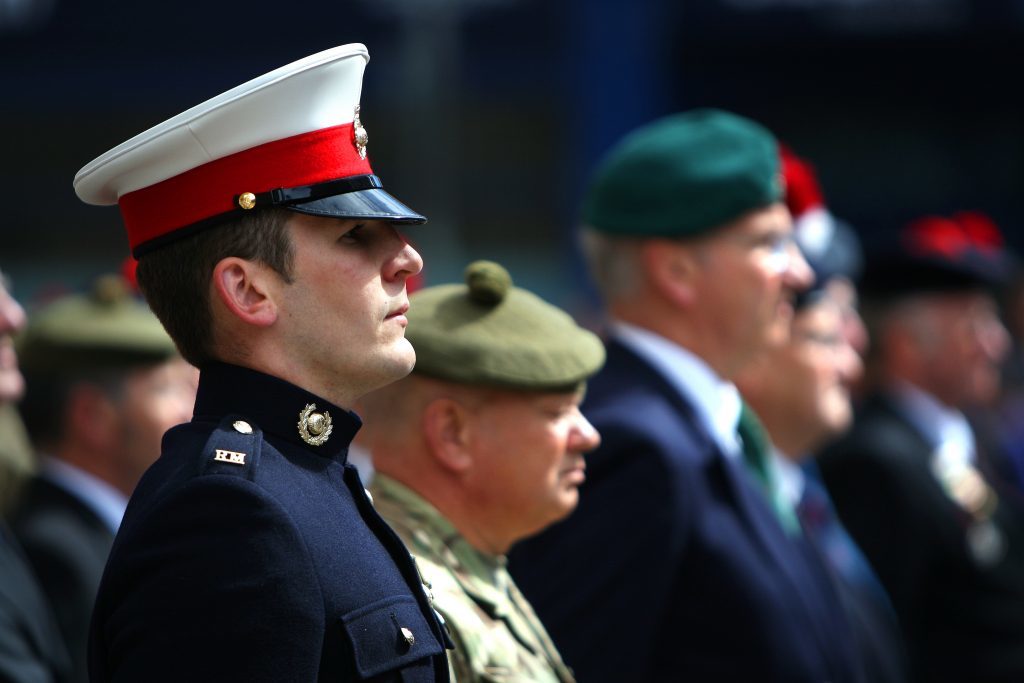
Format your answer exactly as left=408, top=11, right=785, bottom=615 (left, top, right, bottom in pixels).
left=136, top=208, right=294, bottom=367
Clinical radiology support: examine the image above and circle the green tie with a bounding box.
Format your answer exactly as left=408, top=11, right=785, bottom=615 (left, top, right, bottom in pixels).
left=736, top=402, right=802, bottom=537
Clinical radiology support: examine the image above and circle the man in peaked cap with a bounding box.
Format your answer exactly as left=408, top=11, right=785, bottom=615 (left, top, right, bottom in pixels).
left=10, top=274, right=195, bottom=683
left=510, top=109, right=864, bottom=682
left=73, top=45, right=452, bottom=681
left=356, top=260, right=604, bottom=682
left=819, top=213, right=1024, bottom=683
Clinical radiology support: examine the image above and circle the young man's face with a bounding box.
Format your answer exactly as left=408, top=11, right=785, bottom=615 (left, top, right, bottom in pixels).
left=274, top=214, right=423, bottom=405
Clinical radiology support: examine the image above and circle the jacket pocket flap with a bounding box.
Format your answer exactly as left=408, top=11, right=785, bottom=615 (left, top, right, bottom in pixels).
left=340, top=595, right=444, bottom=678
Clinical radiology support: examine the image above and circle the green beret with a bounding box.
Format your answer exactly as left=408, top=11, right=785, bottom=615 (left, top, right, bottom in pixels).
left=17, top=274, right=178, bottom=373
left=582, top=108, right=783, bottom=238
left=407, top=261, right=605, bottom=391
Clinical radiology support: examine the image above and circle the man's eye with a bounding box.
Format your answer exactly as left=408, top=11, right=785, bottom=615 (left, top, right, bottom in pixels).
left=340, top=224, right=366, bottom=241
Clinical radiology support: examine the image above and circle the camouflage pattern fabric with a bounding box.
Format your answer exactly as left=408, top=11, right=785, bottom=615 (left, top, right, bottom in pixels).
left=370, top=474, right=575, bottom=683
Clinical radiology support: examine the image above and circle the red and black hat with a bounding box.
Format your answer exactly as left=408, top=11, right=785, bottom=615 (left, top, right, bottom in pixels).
left=860, top=212, right=1013, bottom=299
left=74, top=44, right=424, bottom=257
left=780, top=145, right=863, bottom=305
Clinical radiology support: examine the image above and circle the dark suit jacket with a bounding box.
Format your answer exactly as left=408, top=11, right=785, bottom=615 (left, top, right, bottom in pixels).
left=819, top=393, right=1024, bottom=683
left=0, top=523, right=71, bottom=683
left=510, top=339, right=861, bottom=682
left=89, top=363, right=450, bottom=682
left=11, top=477, right=115, bottom=683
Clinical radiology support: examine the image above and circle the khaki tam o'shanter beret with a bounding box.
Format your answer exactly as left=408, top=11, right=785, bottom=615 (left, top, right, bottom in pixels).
left=407, top=261, right=605, bottom=391
left=17, top=274, right=178, bottom=373
left=582, top=108, right=783, bottom=239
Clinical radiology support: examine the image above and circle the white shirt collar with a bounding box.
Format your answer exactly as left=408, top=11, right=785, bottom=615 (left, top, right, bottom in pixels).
left=612, top=320, right=743, bottom=458
left=771, top=448, right=806, bottom=508
left=892, top=382, right=976, bottom=465
left=41, top=457, right=128, bottom=535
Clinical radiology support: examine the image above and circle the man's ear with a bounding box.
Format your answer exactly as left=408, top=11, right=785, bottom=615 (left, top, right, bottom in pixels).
left=211, top=257, right=279, bottom=328
left=641, top=239, right=698, bottom=309
left=421, top=397, right=474, bottom=473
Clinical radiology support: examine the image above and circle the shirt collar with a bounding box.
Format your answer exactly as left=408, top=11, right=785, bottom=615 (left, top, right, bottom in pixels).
left=770, top=448, right=806, bottom=509
left=612, top=320, right=743, bottom=457
left=891, top=382, right=976, bottom=464
left=41, top=456, right=128, bottom=534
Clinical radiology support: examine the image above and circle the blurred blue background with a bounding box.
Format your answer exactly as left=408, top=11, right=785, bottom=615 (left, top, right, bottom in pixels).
left=2, top=0, right=1022, bottom=319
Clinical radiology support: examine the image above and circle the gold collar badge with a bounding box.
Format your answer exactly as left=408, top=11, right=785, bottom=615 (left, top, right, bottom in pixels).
left=353, top=105, right=368, bottom=160
left=298, top=403, right=333, bottom=446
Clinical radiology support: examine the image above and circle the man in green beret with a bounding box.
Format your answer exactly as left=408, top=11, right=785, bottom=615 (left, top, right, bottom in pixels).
left=510, top=109, right=864, bottom=682
left=10, top=274, right=196, bottom=683
left=357, top=260, right=604, bottom=683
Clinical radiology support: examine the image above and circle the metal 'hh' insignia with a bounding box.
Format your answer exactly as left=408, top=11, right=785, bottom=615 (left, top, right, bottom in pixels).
left=298, top=403, right=332, bottom=446
left=353, top=105, right=368, bottom=160
left=214, top=449, right=247, bottom=465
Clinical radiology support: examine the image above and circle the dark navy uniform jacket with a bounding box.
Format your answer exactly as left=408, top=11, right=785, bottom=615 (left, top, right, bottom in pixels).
left=821, top=393, right=1024, bottom=683
left=88, top=363, right=450, bottom=682
left=510, top=340, right=862, bottom=682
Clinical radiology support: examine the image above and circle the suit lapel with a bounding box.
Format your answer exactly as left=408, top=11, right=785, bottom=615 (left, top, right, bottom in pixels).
left=603, top=340, right=851, bottom=666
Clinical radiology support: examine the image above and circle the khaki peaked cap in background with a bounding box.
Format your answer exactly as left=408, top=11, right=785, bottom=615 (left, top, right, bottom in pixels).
left=408, top=261, right=605, bottom=391
left=582, top=108, right=784, bottom=238
left=17, top=275, right=178, bottom=373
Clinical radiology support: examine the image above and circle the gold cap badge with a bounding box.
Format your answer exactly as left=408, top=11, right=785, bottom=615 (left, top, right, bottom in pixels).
left=353, top=105, right=368, bottom=160
left=298, top=403, right=333, bottom=446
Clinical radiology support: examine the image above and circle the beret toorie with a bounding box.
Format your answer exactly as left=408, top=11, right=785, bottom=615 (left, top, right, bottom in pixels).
left=407, top=261, right=605, bottom=391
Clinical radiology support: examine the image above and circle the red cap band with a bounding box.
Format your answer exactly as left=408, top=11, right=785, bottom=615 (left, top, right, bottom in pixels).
left=119, top=123, right=372, bottom=251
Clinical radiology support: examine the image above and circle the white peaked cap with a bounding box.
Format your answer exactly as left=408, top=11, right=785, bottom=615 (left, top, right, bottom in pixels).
left=74, top=44, right=424, bottom=256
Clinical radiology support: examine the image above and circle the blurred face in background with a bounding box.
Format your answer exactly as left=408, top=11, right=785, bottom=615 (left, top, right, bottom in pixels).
left=106, top=357, right=197, bottom=494
left=689, top=203, right=814, bottom=375
left=0, top=273, right=26, bottom=403
left=901, top=290, right=1010, bottom=409
left=784, top=296, right=863, bottom=444
left=737, top=287, right=863, bottom=457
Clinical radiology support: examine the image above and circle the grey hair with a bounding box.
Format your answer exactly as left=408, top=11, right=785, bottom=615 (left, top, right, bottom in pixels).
left=578, top=227, right=646, bottom=303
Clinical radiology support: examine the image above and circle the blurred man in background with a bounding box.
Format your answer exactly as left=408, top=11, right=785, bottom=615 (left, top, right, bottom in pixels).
left=0, top=270, right=71, bottom=683
left=819, top=213, right=1024, bottom=683
left=510, top=109, right=862, bottom=682
left=11, top=274, right=195, bottom=683
left=358, top=260, right=604, bottom=682
left=0, top=269, right=34, bottom=516
left=736, top=147, right=908, bottom=683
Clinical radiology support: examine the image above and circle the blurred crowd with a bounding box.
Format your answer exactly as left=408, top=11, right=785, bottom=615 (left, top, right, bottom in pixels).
left=3, top=45, right=1024, bottom=683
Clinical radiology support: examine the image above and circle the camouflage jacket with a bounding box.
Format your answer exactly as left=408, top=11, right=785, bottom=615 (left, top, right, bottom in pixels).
left=370, top=475, right=575, bottom=683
